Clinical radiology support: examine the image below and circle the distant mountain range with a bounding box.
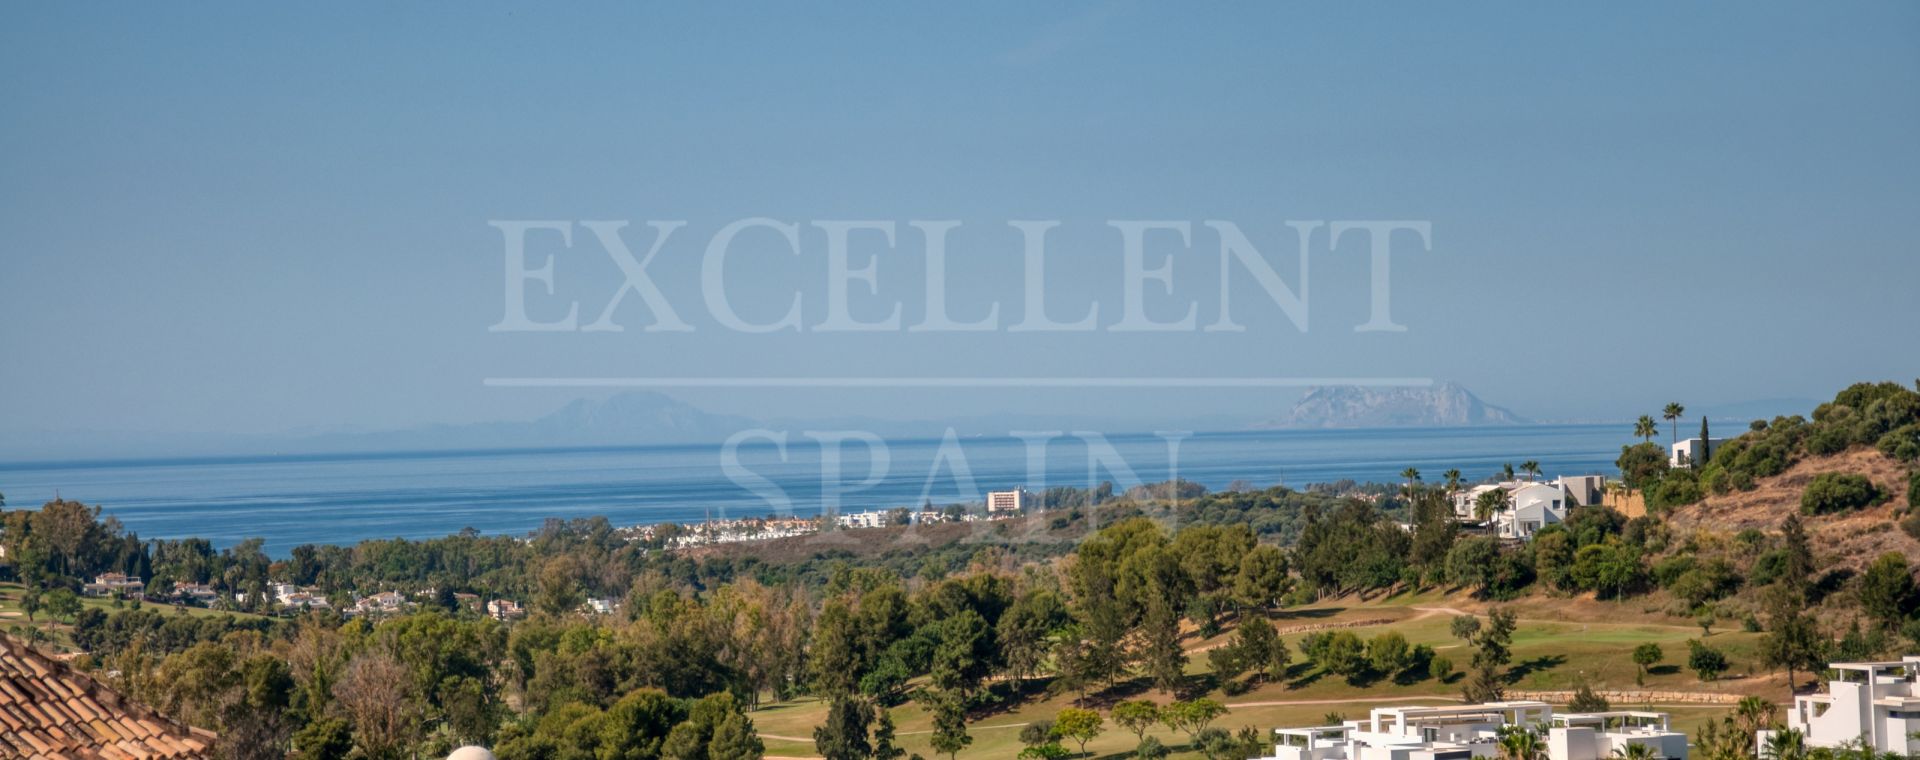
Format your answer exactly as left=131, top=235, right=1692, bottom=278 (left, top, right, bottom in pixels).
left=1260, top=381, right=1527, bottom=429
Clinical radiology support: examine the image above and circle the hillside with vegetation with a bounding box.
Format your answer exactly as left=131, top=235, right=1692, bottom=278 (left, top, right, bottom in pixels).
left=0, top=381, right=1914, bottom=760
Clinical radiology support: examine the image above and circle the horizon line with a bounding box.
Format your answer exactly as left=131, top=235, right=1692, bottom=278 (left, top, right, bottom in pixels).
left=482, top=376, right=1438, bottom=389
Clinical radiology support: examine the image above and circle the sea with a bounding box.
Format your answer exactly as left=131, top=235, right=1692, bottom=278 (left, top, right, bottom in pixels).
left=0, top=424, right=1631, bottom=556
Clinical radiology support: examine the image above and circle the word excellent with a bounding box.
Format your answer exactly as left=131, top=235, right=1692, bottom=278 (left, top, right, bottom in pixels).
left=490, top=219, right=1429, bottom=334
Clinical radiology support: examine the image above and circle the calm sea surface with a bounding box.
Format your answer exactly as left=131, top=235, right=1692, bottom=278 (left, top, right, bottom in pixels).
left=0, top=425, right=1630, bottom=555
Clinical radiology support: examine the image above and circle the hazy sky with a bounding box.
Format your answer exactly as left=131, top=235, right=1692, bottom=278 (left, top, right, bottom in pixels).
left=3, top=2, right=1917, bottom=438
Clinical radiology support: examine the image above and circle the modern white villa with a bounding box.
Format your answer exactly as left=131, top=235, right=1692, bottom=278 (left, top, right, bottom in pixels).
left=1449, top=475, right=1605, bottom=539
left=1260, top=702, right=1689, bottom=760
left=1760, top=656, right=1920, bottom=756
left=1669, top=437, right=1730, bottom=468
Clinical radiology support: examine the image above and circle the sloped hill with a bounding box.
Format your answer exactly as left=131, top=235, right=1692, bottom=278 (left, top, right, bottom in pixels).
left=1665, top=447, right=1916, bottom=574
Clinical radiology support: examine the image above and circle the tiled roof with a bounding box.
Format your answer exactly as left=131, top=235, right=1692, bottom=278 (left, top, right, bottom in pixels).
left=0, top=634, right=215, bottom=759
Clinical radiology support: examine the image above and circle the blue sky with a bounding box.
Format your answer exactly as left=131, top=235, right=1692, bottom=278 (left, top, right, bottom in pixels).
left=2, top=2, right=1917, bottom=438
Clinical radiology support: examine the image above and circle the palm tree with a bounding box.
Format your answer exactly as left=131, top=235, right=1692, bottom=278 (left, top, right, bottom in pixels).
left=1520, top=460, right=1541, bottom=482
left=1442, top=469, right=1464, bottom=514
left=1497, top=725, right=1546, bottom=760
left=1663, top=403, right=1686, bottom=445
left=1475, top=489, right=1512, bottom=534
left=1761, top=729, right=1807, bottom=760
left=1501, top=462, right=1516, bottom=482
left=1401, top=467, right=1422, bottom=500
left=1735, top=695, right=1779, bottom=736
left=1634, top=416, right=1659, bottom=443
left=1611, top=743, right=1657, bottom=760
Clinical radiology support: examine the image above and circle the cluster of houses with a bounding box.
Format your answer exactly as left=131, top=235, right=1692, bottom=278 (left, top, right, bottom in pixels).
left=836, top=489, right=1031, bottom=530
left=1446, top=475, right=1606, bottom=540
left=79, top=572, right=562, bottom=622
left=637, top=516, right=820, bottom=548
left=634, top=489, right=1034, bottom=546
left=1259, top=656, right=1920, bottom=760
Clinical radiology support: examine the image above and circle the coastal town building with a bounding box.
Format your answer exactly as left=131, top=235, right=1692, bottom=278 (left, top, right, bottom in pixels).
left=1260, top=702, right=1688, bottom=760
left=1761, top=656, right=1920, bottom=756
left=835, top=510, right=888, bottom=529
left=916, top=509, right=949, bottom=524
left=986, top=489, right=1029, bottom=513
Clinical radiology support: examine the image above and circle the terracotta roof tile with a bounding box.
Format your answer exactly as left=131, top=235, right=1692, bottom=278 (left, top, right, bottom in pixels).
left=0, top=634, right=214, bottom=759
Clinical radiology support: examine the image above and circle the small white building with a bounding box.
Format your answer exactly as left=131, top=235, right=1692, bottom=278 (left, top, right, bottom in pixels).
left=986, top=489, right=1029, bottom=514
left=1762, top=656, right=1920, bottom=756
left=1260, top=702, right=1687, bottom=760
left=835, top=510, right=888, bottom=530
left=1669, top=438, right=1729, bottom=468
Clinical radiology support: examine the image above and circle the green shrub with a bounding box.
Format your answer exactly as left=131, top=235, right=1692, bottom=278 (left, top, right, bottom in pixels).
left=1650, top=471, right=1703, bottom=508
left=1800, top=472, right=1882, bottom=515
left=1877, top=423, right=1920, bottom=462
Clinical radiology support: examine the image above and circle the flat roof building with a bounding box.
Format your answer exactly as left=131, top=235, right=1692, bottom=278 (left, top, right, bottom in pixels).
left=1261, top=702, right=1687, bottom=760
left=1763, top=656, right=1920, bottom=757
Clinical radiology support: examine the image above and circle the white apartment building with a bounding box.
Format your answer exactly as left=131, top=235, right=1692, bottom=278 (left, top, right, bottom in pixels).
left=835, top=510, right=888, bottom=529
left=986, top=489, right=1029, bottom=513
left=1261, top=702, right=1688, bottom=760
left=1762, top=656, right=1920, bottom=756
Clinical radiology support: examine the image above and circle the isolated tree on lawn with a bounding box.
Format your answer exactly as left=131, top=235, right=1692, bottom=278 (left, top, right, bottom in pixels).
left=1113, top=701, right=1161, bottom=744
left=1630, top=642, right=1663, bottom=684
left=1053, top=707, right=1104, bottom=758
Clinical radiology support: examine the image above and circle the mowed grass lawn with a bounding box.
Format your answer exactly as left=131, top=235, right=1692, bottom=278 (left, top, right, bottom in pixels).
left=749, top=592, right=1781, bottom=759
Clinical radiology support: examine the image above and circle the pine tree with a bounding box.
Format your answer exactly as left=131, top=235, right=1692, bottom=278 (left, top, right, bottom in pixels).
left=871, top=710, right=905, bottom=760
left=708, top=713, right=765, bottom=760
left=927, top=693, right=972, bottom=760
left=1140, top=595, right=1188, bottom=694
left=812, top=697, right=874, bottom=760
